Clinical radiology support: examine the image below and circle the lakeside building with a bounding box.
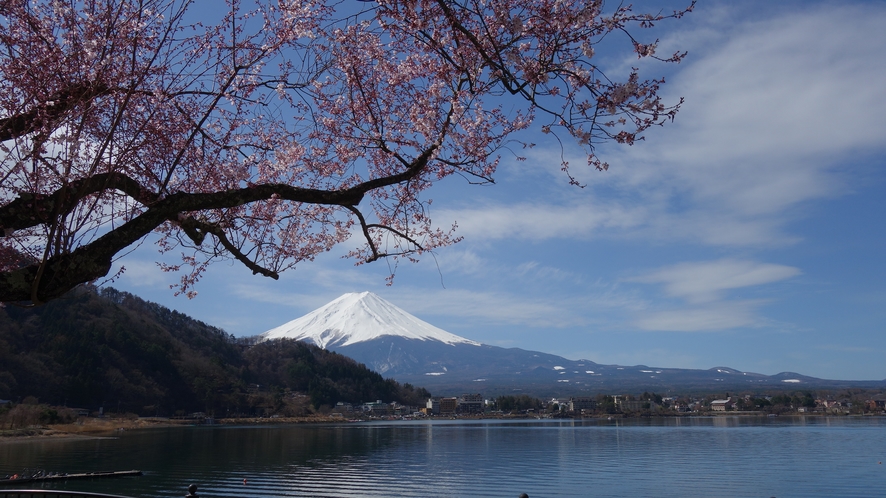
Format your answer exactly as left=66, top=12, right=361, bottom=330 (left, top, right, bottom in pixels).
left=551, top=398, right=570, bottom=410
left=391, top=402, right=419, bottom=416
left=673, top=403, right=691, bottom=413
left=711, top=398, right=733, bottom=411
left=425, top=398, right=440, bottom=415
left=439, top=397, right=458, bottom=414
left=457, top=394, right=484, bottom=413
left=568, top=397, right=597, bottom=412
left=423, top=395, right=480, bottom=415
left=362, top=400, right=392, bottom=415
left=618, top=399, right=659, bottom=412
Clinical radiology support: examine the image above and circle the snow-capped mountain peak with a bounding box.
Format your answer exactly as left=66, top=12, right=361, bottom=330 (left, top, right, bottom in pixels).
left=260, top=291, right=481, bottom=349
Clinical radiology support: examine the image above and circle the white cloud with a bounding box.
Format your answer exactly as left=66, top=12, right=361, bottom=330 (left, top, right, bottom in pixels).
left=816, top=344, right=874, bottom=354
left=435, top=201, right=646, bottom=241
left=667, top=4, right=886, bottom=161
left=630, top=259, right=801, bottom=304
left=229, top=284, right=327, bottom=309
left=513, top=261, right=580, bottom=283
left=391, top=288, right=586, bottom=328
left=114, top=259, right=174, bottom=289
left=438, top=2, right=886, bottom=250
left=626, top=259, right=800, bottom=332
left=634, top=301, right=763, bottom=332
left=432, top=249, right=493, bottom=276
left=612, top=2, right=886, bottom=230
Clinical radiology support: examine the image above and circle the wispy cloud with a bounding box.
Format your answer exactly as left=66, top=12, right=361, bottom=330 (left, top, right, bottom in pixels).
left=391, top=288, right=587, bottom=328
left=626, top=259, right=800, bottom=332
left=114, top=259, right=174, bottom=289
left=629, top=259, right=801, bottom=305
left=513, top=261, right=582, bottom=283
left=434, top=2, right=886, bottom=251
left=606, top=2, right=886, bottom=235
left=435, top=201, right=646, bottom=241
left=816, top=344, right=874, bottom=354
left=431, top=249, right=496, bottom=276
left=229, top=283, right=325, bottom=309
left=634, top=301, right=763, bottom=332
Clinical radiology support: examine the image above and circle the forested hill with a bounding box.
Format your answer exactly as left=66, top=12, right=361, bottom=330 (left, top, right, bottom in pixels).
left=0, top=287, right=430, bottom=416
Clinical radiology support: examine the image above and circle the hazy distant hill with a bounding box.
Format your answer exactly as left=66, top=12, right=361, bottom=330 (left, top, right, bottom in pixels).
left=261, top=292, right=886, bottom=398
left=0, top=287, right=429, bottom=415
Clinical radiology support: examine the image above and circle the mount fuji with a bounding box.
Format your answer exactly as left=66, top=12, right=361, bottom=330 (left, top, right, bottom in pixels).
left=260, top=291, right=492, bottom=383
left=259, top=292, right=883, bottom=397
left=261, top=291, right=480, bottom=349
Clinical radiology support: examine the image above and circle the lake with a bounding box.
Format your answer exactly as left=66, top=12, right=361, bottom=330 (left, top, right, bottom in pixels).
left=2, top=417, right=885, bottom=497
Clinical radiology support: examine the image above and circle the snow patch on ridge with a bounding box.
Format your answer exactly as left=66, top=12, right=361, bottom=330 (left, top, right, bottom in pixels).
left=260, top=291, right=481, bottom=348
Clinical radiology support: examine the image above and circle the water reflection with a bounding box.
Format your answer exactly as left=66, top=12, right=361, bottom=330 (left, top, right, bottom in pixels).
left=1, top=418, right=884, bottom=497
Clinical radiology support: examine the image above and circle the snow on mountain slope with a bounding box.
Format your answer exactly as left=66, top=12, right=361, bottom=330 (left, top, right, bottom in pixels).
left=260, top=291, right=481, bottom=349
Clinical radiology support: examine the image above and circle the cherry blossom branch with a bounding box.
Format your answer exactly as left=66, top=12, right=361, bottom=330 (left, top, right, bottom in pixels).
left=0, top=83, right=111, bottom=142
left=0, top=141, right=440, bottom=302
left=177, top=216, right=280, bottom=279
left=0, top=0, right=691, bottom=304
left=346, top=203, right=427, bottom=263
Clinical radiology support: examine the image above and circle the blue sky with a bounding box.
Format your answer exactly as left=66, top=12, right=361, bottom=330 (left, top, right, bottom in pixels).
left=110, top=0, right=886, bottom=381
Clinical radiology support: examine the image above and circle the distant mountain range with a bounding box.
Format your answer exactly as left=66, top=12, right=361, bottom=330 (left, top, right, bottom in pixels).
left=261, top=292, right=886, bottom=397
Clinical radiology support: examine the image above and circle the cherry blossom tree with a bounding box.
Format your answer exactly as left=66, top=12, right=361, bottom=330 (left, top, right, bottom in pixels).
left=0, top=0, right=693, bottom=304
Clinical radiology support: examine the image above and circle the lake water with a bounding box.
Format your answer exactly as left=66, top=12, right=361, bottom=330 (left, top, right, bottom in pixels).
left=2, top=417, right=885, bottom=497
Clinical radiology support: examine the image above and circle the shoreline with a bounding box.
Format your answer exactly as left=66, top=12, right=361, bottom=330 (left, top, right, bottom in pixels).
left=0, top=414, right=348, bottom=444
left=3, top=410, right=881, bottom=444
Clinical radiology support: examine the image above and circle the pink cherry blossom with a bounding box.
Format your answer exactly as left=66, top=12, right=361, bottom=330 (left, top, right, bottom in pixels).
left=0, top=0, right=693, bottom=303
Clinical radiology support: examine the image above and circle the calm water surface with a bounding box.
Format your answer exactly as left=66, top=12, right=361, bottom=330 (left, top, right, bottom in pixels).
left=2, top=417, right=885, bottom=497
